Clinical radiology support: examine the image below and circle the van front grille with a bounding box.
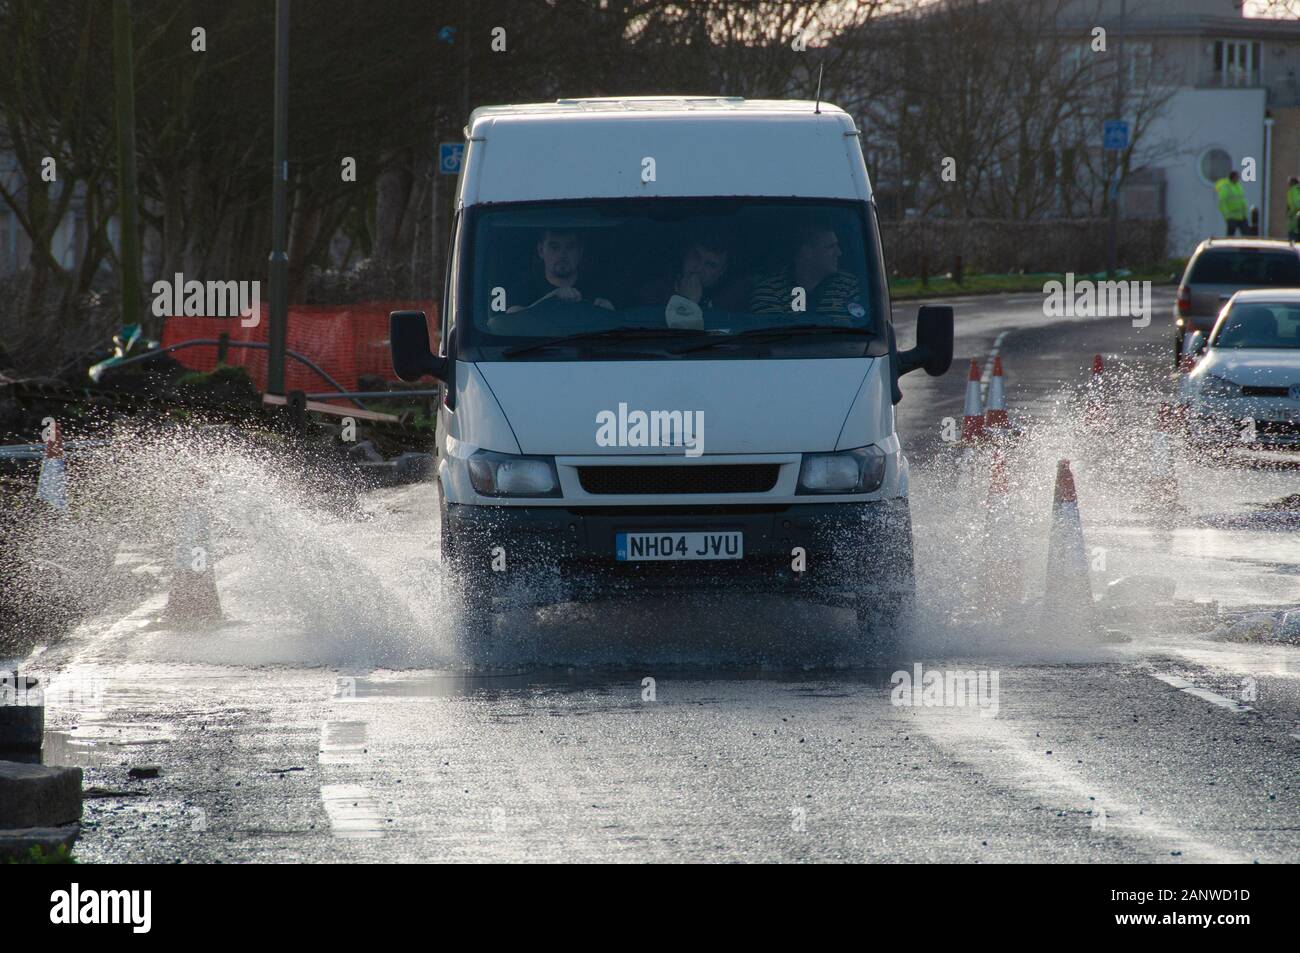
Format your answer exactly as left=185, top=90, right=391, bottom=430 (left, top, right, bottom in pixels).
left=577, top=463, right=780, bottom=495
left=1241, top=385, right=1290, bottom=397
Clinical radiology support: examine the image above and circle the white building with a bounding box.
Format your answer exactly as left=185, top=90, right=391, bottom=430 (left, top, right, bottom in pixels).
left=1068, top=0, right=1300, bottom=253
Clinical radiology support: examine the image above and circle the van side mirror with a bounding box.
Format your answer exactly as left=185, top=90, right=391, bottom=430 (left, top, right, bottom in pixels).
left=1189, top=330, right=1207, bottom=354
left=390, top=310, right=448, bottom=382
left=898, top=305, right=953, bottom=377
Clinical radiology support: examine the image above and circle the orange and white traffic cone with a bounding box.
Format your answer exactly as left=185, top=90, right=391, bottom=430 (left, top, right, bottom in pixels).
left=985, top=356, right=1010, bottom=432
left=35, top=420, right=67, bottom=512
left=165, top=504, right=222, bottom=622
left=1042, top=459, right=1096, bottom=638
left=961, top=358, right=985, bottom=444
left=982, top=446, right=1022, bottom=604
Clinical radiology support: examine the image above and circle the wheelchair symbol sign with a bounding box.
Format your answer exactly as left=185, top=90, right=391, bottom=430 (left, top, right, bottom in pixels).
left=439, top=143, right=464, bottom=175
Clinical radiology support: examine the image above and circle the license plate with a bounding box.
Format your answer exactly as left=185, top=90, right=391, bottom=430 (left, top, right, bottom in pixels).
left=615, top=531, right=742, bottom=561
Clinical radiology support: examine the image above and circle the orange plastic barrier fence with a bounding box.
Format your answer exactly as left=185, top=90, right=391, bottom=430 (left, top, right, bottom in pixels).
left=160, top=301, right=437, bottom=398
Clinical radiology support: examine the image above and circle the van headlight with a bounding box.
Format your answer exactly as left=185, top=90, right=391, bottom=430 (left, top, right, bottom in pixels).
left=467, top=449, right=561, bottom=497
left=797, top=446, right=886, bottom=494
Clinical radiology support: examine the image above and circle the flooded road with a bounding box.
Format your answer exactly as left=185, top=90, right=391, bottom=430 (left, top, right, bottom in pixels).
left=7, top=292, right=1299, bottom=863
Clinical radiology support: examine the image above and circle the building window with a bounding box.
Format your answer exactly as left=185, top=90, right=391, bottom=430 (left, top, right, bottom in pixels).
left=1128, top=42, right=1153, bottom=85
left=1214, top=39, right=1262, bottom=87
left=1199, top=147, right=1233, bottom=186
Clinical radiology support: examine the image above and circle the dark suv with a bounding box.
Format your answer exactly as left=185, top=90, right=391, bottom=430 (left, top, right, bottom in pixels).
left=1173, top=239, right=1300, bottom=364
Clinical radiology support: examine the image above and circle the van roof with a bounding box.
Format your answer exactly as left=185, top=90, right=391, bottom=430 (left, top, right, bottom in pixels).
left=460, top=98, right=869, bottom=205
left=468, top=97, right=852, bottom=123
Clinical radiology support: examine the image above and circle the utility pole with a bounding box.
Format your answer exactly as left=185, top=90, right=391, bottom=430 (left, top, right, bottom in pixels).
left=1106, top=0, right=1126, bottom=277
left=267, top=0, right=290, bottom=395
left=430, top=130, right=439, bottom=307
left=111, top=0, right=143, bottom=333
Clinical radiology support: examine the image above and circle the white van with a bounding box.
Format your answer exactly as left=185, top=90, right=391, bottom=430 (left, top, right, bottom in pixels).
left=391, top=97, right=953, bottom=654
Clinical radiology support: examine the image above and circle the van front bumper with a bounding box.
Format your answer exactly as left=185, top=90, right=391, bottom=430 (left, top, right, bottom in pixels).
left=441, top=499, right=912, bottom=600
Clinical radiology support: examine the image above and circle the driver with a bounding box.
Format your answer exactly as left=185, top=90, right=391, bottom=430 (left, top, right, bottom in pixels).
left=507, top=229, right=613, bottom=313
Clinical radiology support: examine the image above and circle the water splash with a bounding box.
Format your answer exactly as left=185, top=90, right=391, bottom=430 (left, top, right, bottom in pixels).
left=5, top=367, right=1296, bottom=674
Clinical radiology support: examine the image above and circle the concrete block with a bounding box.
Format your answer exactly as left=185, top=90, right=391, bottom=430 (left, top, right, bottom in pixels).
left=0, top=761, right=82, bottom=828
left=0, top=703, right=43, bottom=750
left=0, top=823, right=79, bottom=861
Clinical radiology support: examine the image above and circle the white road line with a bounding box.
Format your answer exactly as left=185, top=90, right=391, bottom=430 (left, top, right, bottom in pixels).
left=980, top=330, right=1011, bottom=394
left=319, top=719, right=369, bottom=763
left=909, top=710, right=1257, bottom=863
left=319, top=714, right=383, bottom=837
left=1150, top=673, right=1299, bottom=742
left=1148, top=673, right=1254, bottom=714
left=319, top=784, right=385, bottom=839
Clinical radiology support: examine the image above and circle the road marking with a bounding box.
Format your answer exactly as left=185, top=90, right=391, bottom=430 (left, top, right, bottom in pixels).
left=319, top=784, right=384, bottom=839
left=980, top=330, right=1010, bottom=395
left=319, top=712, right=382, bottom=837
left=1148, top=673, right=1254, bottom=714
left=910, top=709, right=1257, bottom=863
left=319, top=719, right=369, bottom=762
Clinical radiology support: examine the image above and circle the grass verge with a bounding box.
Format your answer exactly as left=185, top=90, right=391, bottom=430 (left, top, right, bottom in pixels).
left=889, top=260, right=1187, bottom=300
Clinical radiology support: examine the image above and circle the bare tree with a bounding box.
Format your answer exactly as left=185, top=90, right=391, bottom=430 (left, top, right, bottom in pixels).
left=854, top=0, right=1176, bottom=222
left=0, top=2, right=115, bottom=316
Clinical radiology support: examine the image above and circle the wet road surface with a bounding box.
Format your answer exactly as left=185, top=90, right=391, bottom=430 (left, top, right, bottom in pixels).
left=12, top=288, right=1300, bottom=863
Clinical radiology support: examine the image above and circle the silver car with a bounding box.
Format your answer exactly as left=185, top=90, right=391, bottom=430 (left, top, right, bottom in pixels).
left=1182, top=289, right=1300, bottom=448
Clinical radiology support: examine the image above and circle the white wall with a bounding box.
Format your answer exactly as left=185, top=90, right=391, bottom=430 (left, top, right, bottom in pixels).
left=1139, top=86, right=1267, bottom=254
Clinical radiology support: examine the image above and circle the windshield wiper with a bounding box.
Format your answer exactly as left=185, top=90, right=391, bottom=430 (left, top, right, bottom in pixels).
left=670, top=323, right=875, bottom=354
left=503, top=326, right=706, bottom=357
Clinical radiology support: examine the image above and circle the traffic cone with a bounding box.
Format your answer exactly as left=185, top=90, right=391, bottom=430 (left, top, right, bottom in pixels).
left=961, top=358, right=985, bottom=443
left=35, top=421, right=67, bottom=512
left=1085, top=354, right=1106, bottom=428
left=982, top=447, right=1022, bottom=603
left=1042, top=460, right=1096, bottom=637
left=985, top=356, right=1010, bottom=431
left=1149, top=402, right=1180, bottom=513
left=165, top=503, right=221, bottom=621
left=988, top=445, right=1010, bottom=499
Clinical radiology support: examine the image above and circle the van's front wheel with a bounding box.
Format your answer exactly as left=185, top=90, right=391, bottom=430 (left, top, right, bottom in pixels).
left=439, top=497, right=496, bottom=667
left=856, top=584, right=913, bottom=661
left=853, top=499, right=915, bottom=662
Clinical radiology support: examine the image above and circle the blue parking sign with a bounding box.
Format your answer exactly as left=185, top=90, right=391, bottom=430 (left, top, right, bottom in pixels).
left=1103, top=120, right=1129, bottom=151
left=439, top=142, right=464, bottom=175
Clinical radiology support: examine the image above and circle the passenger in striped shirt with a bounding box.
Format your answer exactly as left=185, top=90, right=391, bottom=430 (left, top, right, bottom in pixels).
left=749, top=222, right=862, bottom=321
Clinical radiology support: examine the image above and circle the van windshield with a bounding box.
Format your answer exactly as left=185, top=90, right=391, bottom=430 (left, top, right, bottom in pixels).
left=460, top=198, right=885, bottom=360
